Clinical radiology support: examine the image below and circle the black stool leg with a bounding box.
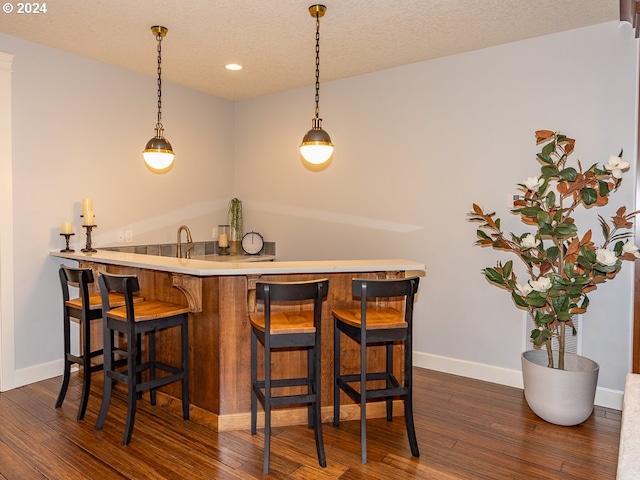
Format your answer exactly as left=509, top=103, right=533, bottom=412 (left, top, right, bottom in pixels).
left=181, top=317, right=190, bottom=419
left=55, top=313, right=72, bottom=410
left=262, top=339, right=272, bottom=475
left=250, top=329, right=258, bottom=435
left=360, top=338, right=367, bottom=464
left=404, top=338, right=419, bottom=457
left=123, top=329, right=138, bottom=446
left=386, top=342, right=393, bottom=421
left=333, top=318, right=340, bottom=427
left=77, top=317, right=93, bottom=420
left=136, top=333, right=143, bottom=400
left=149, top=330, right=157, bottom=406
left=307, top=347, right=313, bottom=428
left=96, top=327, right=114, bottom=431
left=312, top=341, right=326, bottom=468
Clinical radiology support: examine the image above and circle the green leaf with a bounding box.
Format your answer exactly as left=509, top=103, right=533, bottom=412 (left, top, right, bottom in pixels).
left=546, top=191, right=556, bottom=208
left=567, top=283, right=585, bottom=295
left=526, top=295, right=548, bottom=307
left=553, top=222, right=578, bottom=237
left=598, top=180, right=611, bottom=197
left=580, top=296, right=590, bottom=309
left=551, top=294, right=569, bottom=313
left=542, top=141, right=556, bottom=156
left=593, top=262, right=620, bottom=274
left=511, top=292, right=528, bottom=307
left=537, top=153, right=554, bottom=165
left=537, top=211, right=552, bottom=225
left=553, top=209, right=564, bottom=222
left=557, top=311, right=573, bottom=321
left=546, top=246, right=559, bottom=262
left=564, top=261, right=576, bottom=277
left=581, top=246, right=597, bottom=262
left=503, top=260, right=513, bottom=278
left=518, top=206, right=544, bottom=217
left=539, top=225, right=554, bottom=236
left=539, top=314, right=556, bottom=325
left=614, top=240, right=624, bottom=256
left=580, top=188, right=597, bottom=205
left=532, top=330, right=551, bottom=347
left=541, top=165, right=558, bottom=178
left=484, top=268, right=505, bottom=285
left=558, top=167, right=577, bottom=181
left=476, top=230, right=491, bottom=240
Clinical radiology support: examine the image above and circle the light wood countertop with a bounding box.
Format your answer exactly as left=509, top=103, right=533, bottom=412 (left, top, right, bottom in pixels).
left=50, top=249, right=425, bottom=276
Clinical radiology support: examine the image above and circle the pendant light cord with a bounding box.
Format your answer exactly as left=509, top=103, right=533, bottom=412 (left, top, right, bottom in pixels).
left=314, top=12, right=321, bottom=120
left=156, top=32, right=163, bottom=131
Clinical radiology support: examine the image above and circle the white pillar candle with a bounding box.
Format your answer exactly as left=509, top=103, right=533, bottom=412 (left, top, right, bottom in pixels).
left=61, top=222, right=73, bottom=234
left=84, top=210, right=94, bottom=226
left=218, top=233, right=229, bottom=248
left=81, top=198, right=92, bottom=214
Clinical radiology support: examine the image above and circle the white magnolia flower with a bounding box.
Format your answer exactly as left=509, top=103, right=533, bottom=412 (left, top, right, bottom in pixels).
left=623, top=240, right=640, bottom=258
left=523, top=176, right=544, bottom=191
left=529, top=277, right=551, bottom=292
left=604, top=155, right=630, bottom=179
left=521, top=234, right=540, bottom=250
left=515, top=282, right=533, bottom=297
left=596, top=248, right=618, bottom=267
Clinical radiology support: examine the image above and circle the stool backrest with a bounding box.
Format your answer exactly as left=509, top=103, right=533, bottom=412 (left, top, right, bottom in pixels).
left=352, top=276, right=420, bottom=327
left=98, top=272, right=140, bottom=321
left=256, top=279, right=329, bottom=332
left=59, top=265, right=94, bottom=307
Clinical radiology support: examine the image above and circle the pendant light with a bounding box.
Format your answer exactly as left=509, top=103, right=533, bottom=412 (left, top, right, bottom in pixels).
left=300, top=4, right=334, bottom=165
left=143, top=26, right=175, bottom=170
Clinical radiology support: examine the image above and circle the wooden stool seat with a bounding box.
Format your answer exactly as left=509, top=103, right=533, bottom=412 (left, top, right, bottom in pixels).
left=250, top=279, right=328, bottom=474
left=250, top=310, right=317, bottom=335
left=95, top=272, right=190, bottom=446
left=331, top=306, right=407, bottom=330
left=107, top=300, right=189, bottom=322
left=65, top=292, right=142, bottom=310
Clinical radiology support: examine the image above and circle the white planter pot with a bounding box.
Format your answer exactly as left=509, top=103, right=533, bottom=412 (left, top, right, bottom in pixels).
left=521, top=349, right=599, bottom=426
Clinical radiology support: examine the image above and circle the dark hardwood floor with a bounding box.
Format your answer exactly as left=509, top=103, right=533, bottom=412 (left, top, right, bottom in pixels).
left=0, top=367, right=621, bottom=479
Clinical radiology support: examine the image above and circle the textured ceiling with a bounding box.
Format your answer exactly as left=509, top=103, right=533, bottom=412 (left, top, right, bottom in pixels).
left=0, top=0, right=621, bottom=100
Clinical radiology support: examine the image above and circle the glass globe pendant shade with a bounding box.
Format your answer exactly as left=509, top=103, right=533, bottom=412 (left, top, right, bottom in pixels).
left=143, top=132, right=175, bottom=170
left=300, top=118, right=334, bottom=164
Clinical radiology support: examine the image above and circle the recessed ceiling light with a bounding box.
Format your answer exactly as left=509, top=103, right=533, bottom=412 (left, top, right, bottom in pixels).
left=225, top=63, right=243, bottom=71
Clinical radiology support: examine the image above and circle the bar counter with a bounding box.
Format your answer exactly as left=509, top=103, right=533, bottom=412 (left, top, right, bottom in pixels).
left=50, top=249, right=425, bottom=431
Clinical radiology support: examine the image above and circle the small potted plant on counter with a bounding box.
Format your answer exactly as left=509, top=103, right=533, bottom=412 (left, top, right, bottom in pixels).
left=228, top=197, right=243, bottom=255
left=468, top=129, right=639, bottom=425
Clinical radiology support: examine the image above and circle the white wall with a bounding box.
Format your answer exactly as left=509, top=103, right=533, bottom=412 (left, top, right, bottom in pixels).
left=234, top=21, right=639, bottom=404
left=1, top=21, right=638, bottom=407
left=0, top=52, right=15, bottom=391
left=0, top=33, right=235, bottom=382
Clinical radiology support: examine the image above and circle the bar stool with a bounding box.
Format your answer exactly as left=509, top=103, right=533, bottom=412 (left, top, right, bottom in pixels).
left=332, top=276, right=420, bottom=464
left=55, top=265, right=142, bottom=420
left=95, top=272, right=190, bottom=445
left=250, top=279, right=329, bottom=474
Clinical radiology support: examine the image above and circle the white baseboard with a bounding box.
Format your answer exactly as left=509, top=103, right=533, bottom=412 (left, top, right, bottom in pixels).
left=413, top=350, right=623, bottom=411
left=596, top=386, right=624, bottom=411
left=14, top=359, right=63, bottom=389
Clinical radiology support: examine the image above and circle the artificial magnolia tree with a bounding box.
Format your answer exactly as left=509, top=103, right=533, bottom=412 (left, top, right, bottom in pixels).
left=469, top=130, right=639, bottom=370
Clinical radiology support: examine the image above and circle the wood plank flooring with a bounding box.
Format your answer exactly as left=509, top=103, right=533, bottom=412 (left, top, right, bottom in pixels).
left=0, top=367, right=621, bottom=479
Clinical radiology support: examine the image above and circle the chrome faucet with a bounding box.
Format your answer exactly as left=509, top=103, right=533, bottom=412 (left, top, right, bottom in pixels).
left=176, top=225, right=193, bottom=258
